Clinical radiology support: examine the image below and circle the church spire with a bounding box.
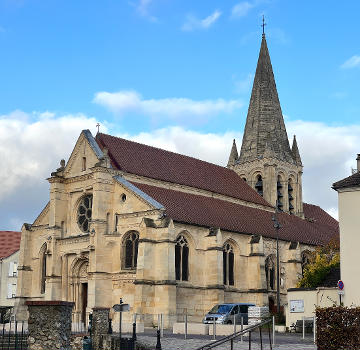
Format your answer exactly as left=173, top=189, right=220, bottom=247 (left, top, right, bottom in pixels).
left=291, top=135, right=302, bottom=166
left=227, top=139, right=239, bottom=167
left=238, top=34, right=294, bottom=164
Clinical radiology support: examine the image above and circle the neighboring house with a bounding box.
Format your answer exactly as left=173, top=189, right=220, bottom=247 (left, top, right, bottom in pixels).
left=333, top=155, right=360, bottom=306
left=15, top=33, right=338, bottom=329
left=0, top=231, right=21, bottom=323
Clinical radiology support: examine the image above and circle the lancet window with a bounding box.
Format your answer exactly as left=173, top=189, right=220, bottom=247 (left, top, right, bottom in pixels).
left=175, top=235, right=189, bottom=281
left=255, top=175, right=263, bottom=197
left=277, top=176, right=283, bottom=211
left=301, top=251, right=311, bottom=276
left=223, top=243, right=234, bottom=286
left=288, top=179, right=295, bottom=214
left=123, top=231, right=139, bottom=269
left=40, top=244, right=47, bottom=294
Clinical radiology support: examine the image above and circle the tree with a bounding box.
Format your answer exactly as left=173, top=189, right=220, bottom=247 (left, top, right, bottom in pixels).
left=297, top=238, right=340, bottom=288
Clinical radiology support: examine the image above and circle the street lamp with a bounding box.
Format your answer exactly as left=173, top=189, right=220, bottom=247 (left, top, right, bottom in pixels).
left=272, top=212, right=281, bottom=316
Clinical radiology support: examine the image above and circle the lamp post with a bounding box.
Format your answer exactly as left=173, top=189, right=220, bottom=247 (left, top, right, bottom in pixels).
left=272, top=212, right=281, bottom=316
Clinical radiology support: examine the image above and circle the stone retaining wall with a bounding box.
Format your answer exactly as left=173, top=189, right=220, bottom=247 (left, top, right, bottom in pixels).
left=26, top=300, right=74, bottom=350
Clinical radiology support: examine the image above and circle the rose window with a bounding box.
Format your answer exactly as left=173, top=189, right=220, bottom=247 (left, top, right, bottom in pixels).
left=77, top=195, right=93, bottom=232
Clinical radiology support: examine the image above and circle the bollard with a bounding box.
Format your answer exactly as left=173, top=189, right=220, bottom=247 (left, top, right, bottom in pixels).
left=213, top=317, right=216, bottom=341
left=233, top=314, right=236, bottom=334
left=185, top=311, right=188, bottom=340
left=155, top=329, right=162, bottom=350
left=313, top=315, right=316, bottom=344
left=241, top=316, right=243, bottom=343
left=302, top=316, right=305, bottom=340
left=272, top=316, right=275, bottom=346
left=160, top=314, right=164, bottom=338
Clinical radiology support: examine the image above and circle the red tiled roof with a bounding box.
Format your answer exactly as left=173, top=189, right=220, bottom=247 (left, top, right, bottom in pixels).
left=132, top=182, right=338, bottom=246
left=303, top=203, right=339, bottom=229
left=0, top=231, right=21, bottom=259
left=96, top=133, right=270, bottom=208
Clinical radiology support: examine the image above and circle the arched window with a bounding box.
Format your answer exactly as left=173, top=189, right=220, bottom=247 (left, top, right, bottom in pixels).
left=175, top=235, right=189, bottom=281
left=301, top=251, right=311, bottom=276
left=277, top=176, right=283, bottom=211
left=223, top=243, right=234, bottom=286
left=255, top=175, right=263, bottom=197
left=288, top=179, right=295, bottom=214
left=265, top=255, right=275, bottom=290
left=122, top=231, right=139, bottom=269
left=40, top=244, right=47, bottom=294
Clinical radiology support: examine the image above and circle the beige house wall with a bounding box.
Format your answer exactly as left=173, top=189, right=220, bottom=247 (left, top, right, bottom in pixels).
left=285, top=288, right=339, bottom=328
left=338, top=187, right=360, bottom=307
left=0, top=251, right=19, bottom=308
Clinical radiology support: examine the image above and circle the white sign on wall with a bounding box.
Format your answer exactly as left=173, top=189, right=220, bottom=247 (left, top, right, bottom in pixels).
left=290, top=299, right=304, bottom=313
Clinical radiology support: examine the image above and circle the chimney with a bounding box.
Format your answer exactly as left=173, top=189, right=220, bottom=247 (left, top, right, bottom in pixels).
left=357, top=154, right=360, bottom=172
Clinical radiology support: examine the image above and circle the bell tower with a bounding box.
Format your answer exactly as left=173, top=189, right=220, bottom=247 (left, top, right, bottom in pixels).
left=228, top=33, right=304, bottom=217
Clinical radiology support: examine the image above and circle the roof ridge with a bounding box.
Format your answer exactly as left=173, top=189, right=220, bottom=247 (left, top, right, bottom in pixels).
left=97, top=132, right=236, bottom=173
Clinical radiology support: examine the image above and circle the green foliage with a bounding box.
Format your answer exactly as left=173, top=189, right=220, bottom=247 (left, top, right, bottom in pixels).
left=297, top=240, right=340, bottom=288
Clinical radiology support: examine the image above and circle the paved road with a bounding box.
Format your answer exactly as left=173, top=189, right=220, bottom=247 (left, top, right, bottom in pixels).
left=134, top=330, right=317, bottom=350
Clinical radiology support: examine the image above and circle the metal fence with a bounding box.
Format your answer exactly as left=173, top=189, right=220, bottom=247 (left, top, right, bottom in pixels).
left=194, top=319, right=273, bottom=350
left=0, top=321, right=27, bottom=350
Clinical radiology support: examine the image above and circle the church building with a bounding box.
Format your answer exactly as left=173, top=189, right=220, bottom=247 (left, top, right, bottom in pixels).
left=15, top=33, right=338, bottom=328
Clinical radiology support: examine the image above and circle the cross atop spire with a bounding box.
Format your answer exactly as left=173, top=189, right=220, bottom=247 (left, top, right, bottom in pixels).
left=261, top=15, right=266, bottom=36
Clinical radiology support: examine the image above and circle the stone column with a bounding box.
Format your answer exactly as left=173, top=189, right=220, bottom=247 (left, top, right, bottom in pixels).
left=26, top=301, right=74, bottom=350
left=92, top=307, right=110, bottom=350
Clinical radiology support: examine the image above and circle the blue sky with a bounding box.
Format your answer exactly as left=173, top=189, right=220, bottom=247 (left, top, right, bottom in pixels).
left=1, top=0, right=360, bottom=230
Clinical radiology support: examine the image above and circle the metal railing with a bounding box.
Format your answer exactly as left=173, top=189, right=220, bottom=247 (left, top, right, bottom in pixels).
left=0, top=321, right=28, bottom=350
left=195, top=319, right=272, bottom=350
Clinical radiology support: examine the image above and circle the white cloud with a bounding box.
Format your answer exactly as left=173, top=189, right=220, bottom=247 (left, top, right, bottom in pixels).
left=0, top=111, right=104, bottom=200
left=181, top=10, right=222, bottom=31
left=93, top=90, right=242, bottom=120
left=341, top=55, right=360, bottom=69
left=287, top=120, right=360, bottom=216
left=231, top=2, right=255, bottom=18
left=136, top=0, right=157, bottom=22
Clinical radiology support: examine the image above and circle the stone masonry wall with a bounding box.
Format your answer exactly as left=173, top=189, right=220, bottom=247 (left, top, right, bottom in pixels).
left=26, top=301, right=74, bottom=350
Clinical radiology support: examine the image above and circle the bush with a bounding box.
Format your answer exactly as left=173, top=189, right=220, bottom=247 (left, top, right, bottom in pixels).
left=298, top=239, right=340, bottom=288
left=316, top=307, right=360, bottom=350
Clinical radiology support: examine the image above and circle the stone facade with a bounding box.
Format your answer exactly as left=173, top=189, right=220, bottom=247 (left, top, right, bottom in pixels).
left=26, top=300, right=73, bottom=350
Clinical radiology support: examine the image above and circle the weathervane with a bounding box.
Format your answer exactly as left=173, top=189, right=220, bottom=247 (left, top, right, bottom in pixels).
left=261, top=15, right=266, bottom=36
left=96, top=123, right=100, bottom=134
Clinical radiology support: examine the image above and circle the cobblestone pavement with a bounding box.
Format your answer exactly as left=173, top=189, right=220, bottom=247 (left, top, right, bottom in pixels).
left=137, top=335, right=317, bottom=350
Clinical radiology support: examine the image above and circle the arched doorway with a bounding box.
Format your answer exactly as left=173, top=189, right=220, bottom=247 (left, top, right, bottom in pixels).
left=70, top=257, right=89, bottom=330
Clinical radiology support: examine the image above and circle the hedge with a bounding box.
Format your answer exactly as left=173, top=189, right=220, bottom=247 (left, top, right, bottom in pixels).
left=316, top=307, right=360, bottom=350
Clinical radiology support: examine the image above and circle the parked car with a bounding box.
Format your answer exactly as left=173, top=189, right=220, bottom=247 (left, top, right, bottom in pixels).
left=202, top=303, right=255, bottom=325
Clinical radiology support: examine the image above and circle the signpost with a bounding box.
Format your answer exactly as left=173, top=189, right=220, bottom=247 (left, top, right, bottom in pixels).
left=113, top=299, right=130, bottom=347
left=337, top=280, right=345, bottom=305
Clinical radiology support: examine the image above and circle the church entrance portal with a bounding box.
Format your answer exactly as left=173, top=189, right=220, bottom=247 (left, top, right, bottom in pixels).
left=81, top=283, right=88, bottom=325
left=70, top=257, right=89, bottom=331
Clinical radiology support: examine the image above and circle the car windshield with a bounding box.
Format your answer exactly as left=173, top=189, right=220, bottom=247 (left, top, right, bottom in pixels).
left=208, top=304, right=233, bottom=315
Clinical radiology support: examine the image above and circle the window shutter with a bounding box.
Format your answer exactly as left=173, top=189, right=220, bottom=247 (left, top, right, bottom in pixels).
left=12, top=284, right=17, bottom=298
left=13, top=262, right=18, bottom=276
left=7, top=284, right=12, bottom=298
left=8, top=262, right=14, bottom=277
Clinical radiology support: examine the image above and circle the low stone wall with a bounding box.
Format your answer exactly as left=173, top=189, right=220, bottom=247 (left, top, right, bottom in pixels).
left=26, top=300, right=74, bottom=350
left=92, top=308, right=110, bottom=350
